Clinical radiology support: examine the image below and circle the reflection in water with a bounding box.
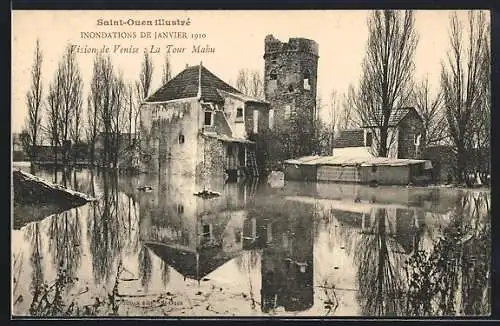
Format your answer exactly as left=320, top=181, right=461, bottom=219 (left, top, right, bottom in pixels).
left=354, top=208, right=407, bottom=316
left=25, top=223, right=44, bottom=314
left=404, top=191, right=490, bottom=316
left=48, top=209, right=82, bottom=285
left=11, top=167, right=491, bottom=317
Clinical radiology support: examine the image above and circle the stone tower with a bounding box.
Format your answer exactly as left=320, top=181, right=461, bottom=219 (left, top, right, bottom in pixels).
left=263, top=34, right=319, bottom=130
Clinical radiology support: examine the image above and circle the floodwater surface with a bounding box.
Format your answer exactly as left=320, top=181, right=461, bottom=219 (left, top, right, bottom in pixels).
left=11, top=166, right=491, bottom=317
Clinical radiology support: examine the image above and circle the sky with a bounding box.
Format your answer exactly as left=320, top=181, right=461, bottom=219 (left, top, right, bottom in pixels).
left=11, top=10, right=488, bottom=133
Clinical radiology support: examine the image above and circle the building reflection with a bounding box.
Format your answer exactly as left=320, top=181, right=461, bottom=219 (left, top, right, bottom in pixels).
left=283, top=182, right=430, bottom=316
left=139, top=175, right=258, bottom=281
left=243, top=199, right=315, bottom=313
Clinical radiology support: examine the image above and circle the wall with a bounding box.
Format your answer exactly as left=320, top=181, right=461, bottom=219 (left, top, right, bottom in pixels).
left=317, top=165, right=361, bottom=183
left=362, top=165, right=410, bottom=185
left=196, top=136, right=226, bottom=178
left=222, top=96, right=246, bottom=138
left=139, top=98, right=200, bottom=176
left=244, top=102, right=270, bottom=137
left=283, top=163, right=317, bottom=181
left=397, top=110, right=424, bottom=159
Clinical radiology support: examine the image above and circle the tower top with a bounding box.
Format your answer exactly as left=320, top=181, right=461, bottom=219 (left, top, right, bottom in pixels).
left=264, top=34, right=319, bottom=57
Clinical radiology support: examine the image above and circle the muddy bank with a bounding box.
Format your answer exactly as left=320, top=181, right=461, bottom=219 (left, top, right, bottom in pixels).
left=12, top=169, right=96, bottom=229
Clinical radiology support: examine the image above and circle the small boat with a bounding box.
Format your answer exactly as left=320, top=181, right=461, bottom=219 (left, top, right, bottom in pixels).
left=137, top=186, right=153, bottom=192
left=193, top=189, right=221, bottom=199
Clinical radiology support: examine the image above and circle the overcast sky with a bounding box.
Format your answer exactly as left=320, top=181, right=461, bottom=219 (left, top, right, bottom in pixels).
left=11, top=10, right=487, bottom=133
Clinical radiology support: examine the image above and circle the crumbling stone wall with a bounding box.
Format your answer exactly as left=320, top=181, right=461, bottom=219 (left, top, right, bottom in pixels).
left=195, top=136, right=226, bottom=179
left=139, top=99, right=200, bottom=175
left=263, top=35, right=319, bottom=160
left=263, top=35, right=319, bottom=129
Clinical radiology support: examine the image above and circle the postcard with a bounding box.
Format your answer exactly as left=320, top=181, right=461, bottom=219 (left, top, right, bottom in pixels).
left=11, top=10, right=491, bottom=317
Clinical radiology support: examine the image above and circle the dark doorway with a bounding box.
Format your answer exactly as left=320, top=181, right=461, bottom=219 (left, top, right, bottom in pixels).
left=238, top=143, right=246, bottom=166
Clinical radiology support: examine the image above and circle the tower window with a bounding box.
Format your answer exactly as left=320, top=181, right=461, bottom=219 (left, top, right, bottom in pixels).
left=236, top=107, right=244, bottom=122
left=269, top=109, right=275, bottom=129
left=202, top=224, right=211, bottom=239
left=178, top=134, right=185, bottom=144
left=177, top=204, right=184, bottom=214
left=253, top=110, right=259, bottom=133
left=270, top=70, right=277, bottom=81
left=284, top=105, right=291, bottom=119
left=204, top=111, right=213, bottom=126
left=303, top=70, right=311, bottom=90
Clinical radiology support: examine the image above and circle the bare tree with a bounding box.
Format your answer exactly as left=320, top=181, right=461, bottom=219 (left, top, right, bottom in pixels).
left=235, top=69, right=264, bottom=99
left=111, top=71, right=127, bottom=168
left=351, top=10, right=418, bottom=157
left=136, top=51, right=154, bottom=101
left=125, top=82, right=136, bottom=146
left=135, top=51, right=154, bottom=137
left=86, top=55, right=103, bottom=166
left=341, top=85, right=361, bottom=130
left=161, top=53, right=172, bottom=86
left=441, top=11, right=489, bottom=184
left=57, top=44, right=83, bottom=165
left=46, top=67, right=63, bottom=166
left=327, top=90, right=342, bottom=146
left=412, top=77, right=447, bottom=151
left=24, top=39, right=43, bottom=162
left=88, top=55, right=128, bottom=168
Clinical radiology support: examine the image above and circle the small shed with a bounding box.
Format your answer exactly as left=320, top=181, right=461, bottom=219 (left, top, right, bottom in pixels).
left=284, top=155, right=432, bottom=185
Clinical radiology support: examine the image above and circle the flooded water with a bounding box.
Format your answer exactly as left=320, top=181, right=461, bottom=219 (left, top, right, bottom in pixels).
left=11, top=166, right=491, bottom=317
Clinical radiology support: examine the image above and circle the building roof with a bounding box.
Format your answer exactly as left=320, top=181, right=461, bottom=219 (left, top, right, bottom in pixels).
left=145, top=65, right=242, bottom=103
left=333, top=129, right=365, bottom=148
left=145, top=241, right=238, bottom=281
left=363, top=107, right=421, bottom=128
left=217, top=89, right=269, bottom=105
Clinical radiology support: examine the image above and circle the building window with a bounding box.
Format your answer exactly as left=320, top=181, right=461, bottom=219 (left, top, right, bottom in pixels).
left=253, top=110, right=259, bottom=133
left=204, top=111, right=213, bottom=126
left=269, top=109, right=275, bottom=129
left=371, top=165, right=377, bottom=173
left=303, top=70, right=311, bottom=90
left=177, top=204, right=184, bottom=214
left=178, top=134, right=185, bottom=144
left=365, top=131, right=373, bottom=147
left=284, top=105, right=291, bottom=119
left=236, top=107, right=244, bottom=122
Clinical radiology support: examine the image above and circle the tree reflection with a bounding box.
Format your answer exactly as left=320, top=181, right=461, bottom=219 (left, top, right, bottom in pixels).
left=160, top=260, right=171, bottom=288
left=354, top=208, right=407, bottom=316
left=25, top=222, right=44, bottom=309
left=87, top=171, right=124, bottom=284
left=47, top=208, right=82, bottom=285
left=138, top=244, right=152, bottom=290
left=404, top=191, right=490, bottom=316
